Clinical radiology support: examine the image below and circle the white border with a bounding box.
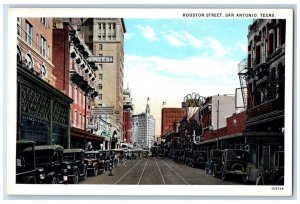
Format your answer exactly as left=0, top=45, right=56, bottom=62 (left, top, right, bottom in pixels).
left=6, top=8, right=293, bottom=196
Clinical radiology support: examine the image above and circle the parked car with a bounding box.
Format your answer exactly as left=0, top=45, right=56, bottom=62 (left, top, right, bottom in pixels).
left=63, top=149, right=87, bottom=184
left=205, top=149, right=223, bottom=175
left=188, top=150, right=207, bottom=168
left=16, top=140, right=37, bottom=184
left=23, top=145, right=66, bottom=184
left=255, top=151, right=284, bottom=185
left=84, top=151, right=105, bottom=176
left=98, top=150, right=112, bottom=170
left=220, top=149, right=250, bottom=182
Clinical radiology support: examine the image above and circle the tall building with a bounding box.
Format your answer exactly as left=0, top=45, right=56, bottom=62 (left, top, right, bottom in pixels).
left=123, top=87, right=133, bottom=144
left=52, top=20, right=104, bottom=150
left=161, top=108, right=186, bottom=139
left=239, top=19, right=285, bottom=132
left=131, top=103, right=155, bottom=149
left=81, top=18, right=126, bottom=140
left=17, top=18, right=72, bottom=148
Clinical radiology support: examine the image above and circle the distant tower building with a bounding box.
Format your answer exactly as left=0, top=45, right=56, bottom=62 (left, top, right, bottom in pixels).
left=161, top=107, right=186, bottom=139
left=123, top=85, right=133, bottom=144
left=131, top=100, right=155, bottom=149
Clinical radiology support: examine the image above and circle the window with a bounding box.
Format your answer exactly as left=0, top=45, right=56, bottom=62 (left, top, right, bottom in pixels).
left=26, top=22, right=33, bottom=45
left=99, top=44, right=103, bottom=50
left=89, top=35, right=93, bottom=42
left=41, top=18, right=49, bottom=27
left=41, top=36, right=47, bottom=57
left=98, top=84, right=103, bottom=90
left=98, top=64, right=103, bottom=70
left=79, top=113, right=82, bottom=128
left=99, top=74, right=103, bottom=80
left=99, top=94, right=102, bottom=100
left=17, top=17, right=22, bottom=36
left=78, top=91, right=81, bottom=106
left=74, top=87, right=77, bottom=103
left=73, top=111, right=77, bottom=127
left=89, top=25, right=93, bottom=31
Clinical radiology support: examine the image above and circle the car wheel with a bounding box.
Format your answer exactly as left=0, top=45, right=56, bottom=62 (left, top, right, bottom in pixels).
left=256, top=176, right=264, bottom=185
left=94, top=166, right=98, bottom=176
left=51, top=176, right=58, bottom=184
left=72, top=170, right=79, bottom=184
left=221, top=171, right=227, bottom=181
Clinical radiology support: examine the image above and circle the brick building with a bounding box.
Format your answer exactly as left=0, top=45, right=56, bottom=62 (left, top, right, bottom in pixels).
left=123, top=87, right=133, bottom=144
left=52, top=20, right=103, bottom=150
left=161, top=108, right=186, bottom=139
left=17, top=18, right=72, bottom=148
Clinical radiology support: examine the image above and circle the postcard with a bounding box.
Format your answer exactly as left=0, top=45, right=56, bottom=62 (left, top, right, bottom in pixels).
left=4, top=7, right=293, bottom=197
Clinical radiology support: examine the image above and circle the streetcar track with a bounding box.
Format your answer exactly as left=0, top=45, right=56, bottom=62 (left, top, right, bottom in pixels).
left=114, top=158, right=144, bottom=184
left=155, top=157, right=166, bottom=185
left=137, top=157, right=149, bottom=185
left=158, top=157, right=190, bottom=185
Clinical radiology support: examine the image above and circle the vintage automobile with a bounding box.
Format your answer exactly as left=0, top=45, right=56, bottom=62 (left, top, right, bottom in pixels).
left=188, top=150, right=207, bottom=168
left=151, top=146, right=165, bottom=157
left=98, top=150, right=113, bottom=170
left=174, top=150, right=185, bottom=162
left=220, top=149, right=250, bottom=182
left=23, top=144, right=66, bottom=184
left=84, top=151, right=105, bottom=176
left=63, top=149, right=88, bottom=184
left=205, top=149, right=223, bottom=175
left=255, top=151, right=284, bottom=185
left=16, top=140, right=37, bottom=184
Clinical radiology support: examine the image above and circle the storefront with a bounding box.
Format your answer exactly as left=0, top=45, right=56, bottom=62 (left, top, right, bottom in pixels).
left=17, top=64, right=73, bottom=148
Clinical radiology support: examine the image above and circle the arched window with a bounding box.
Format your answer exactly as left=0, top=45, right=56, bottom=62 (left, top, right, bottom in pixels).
left=25, top=53, right=34, bottom=70
left=40, top=64, right=47, bottom=78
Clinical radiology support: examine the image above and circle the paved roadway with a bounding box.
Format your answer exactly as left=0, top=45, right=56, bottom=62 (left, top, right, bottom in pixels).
left=79, top=157, right=238, bottom=185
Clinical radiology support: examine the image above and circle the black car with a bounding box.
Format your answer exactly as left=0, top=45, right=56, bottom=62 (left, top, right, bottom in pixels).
left=84, top=151, right=105, bottom=176
left=205, top=149, right=223, bottom=175
left=63, top=149, right=88, bottom=184
left=98, top=150, right=112, bottom=170
left=23, top=145, right=66, bottom=184
left=256, top=151, right=284, bottom=185
left=220, top=149, right=250, bottom=181
left=16, top=140, right=37, bottom=184
left=188, top=150, right=207, bottom=168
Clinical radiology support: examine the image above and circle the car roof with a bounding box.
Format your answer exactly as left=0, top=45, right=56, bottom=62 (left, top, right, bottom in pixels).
left=24, top=145, right=64, bottom=152
left=17, top=140, right=35, bottom=144
left=64, top=149, right=85, bottom=153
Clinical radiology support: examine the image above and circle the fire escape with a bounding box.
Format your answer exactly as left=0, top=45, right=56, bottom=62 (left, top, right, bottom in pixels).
left=238, top=58, right=250, bottom=110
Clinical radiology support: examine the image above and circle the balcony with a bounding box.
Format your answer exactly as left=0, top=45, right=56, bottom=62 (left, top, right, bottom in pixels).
left=247, top=98, right=283, bottom=120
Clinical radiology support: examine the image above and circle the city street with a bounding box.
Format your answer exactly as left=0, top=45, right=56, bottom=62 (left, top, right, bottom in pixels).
left=79, top=157, right=237, bottom=185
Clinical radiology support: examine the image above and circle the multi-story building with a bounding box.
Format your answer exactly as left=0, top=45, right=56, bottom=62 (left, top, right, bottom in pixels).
left=239, top=19, right=285, bottom=132
left=161, top=108, right=186, bottom=139
left=17, top=18, right=72, bottom=148
left=79, top=18, right=126, bottom=144
left=131, top=103, right=155, bottom=149
left=52, top=20, right=104, bottom=150
left=200, top=94, right=236, bottom=140
left=123, top=87, right=133, bottom=144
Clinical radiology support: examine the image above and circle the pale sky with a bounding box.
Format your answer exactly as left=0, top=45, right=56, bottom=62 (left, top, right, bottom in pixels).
left=123, top=19, right=253, bottom=136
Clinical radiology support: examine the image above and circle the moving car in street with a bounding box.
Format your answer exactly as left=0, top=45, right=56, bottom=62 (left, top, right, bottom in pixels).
left=84, top=151, right=105, bottom=176
left=63, top=149, right=88, bottom=184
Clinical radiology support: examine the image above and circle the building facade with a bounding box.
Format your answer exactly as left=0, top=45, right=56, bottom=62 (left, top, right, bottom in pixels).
left=79, top=18, right=126, bottom=143
left=161, top=108, right=186, bottom=139
left=123, top=87, right=133, bottom=144
left=131, top=103, right=155, bottom=149
left=52, top=20, right=104, bottom=150
left=17, top=18, right=72, bottom=148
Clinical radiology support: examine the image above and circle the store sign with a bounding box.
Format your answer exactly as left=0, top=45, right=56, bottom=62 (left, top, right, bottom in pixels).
left=86, top=56, right=113, bottom=63
left=183, top=92, right=204, bottom=107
